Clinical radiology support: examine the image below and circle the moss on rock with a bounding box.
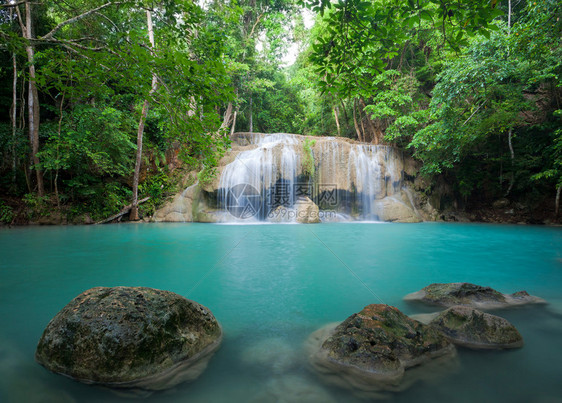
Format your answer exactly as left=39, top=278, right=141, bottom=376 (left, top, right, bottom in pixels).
left=35, top=287, right=222, bottom=391
left=429, top=306, right=524, bottom=349
left=404, top=282, right=546, bottom=309
left=307, top=304, right=456, bottom=397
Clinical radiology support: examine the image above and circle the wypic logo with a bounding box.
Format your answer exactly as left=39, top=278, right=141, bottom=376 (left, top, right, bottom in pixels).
left=225, top=183, right=262, bottom=219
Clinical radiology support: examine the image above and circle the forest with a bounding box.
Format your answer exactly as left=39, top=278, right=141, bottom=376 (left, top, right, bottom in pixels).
left=0, top=0, right=560, bottom=224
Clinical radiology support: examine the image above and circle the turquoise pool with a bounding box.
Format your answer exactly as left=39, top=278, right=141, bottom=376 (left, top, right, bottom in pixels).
left=0, top=223, right=561, bottom=402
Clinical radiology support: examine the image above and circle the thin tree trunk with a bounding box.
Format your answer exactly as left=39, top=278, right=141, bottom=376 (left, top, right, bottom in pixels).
left=54, top=93, right=64, bottom=209
left=353, top=99, right=363, bottom=142
left=505, top=127, right=515, bottom=196
left=19, top=75, right=25, bottom=131
left=249, top=96, right=253, bottom=133
left=333, top=105, right=341, bottom=137
left=24, top=1, right=44, bottom=196
left=11, top=22, right=17, bottom=185
left=359, top=109, right=367, bottom=143
left=130, top=10, right=158, bottom=221
left=340, top=99, right=349, bottom=134
left=230, top=110, right=237, bottom=136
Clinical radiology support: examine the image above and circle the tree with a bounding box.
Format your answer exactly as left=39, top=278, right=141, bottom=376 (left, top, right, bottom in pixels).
left=1, top=0, right=234, bottom=220
left=130, top=8, right=157, bottom=221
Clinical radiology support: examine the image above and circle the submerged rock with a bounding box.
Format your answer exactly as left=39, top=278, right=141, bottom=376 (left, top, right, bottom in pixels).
left=251, top=375, right=338, bottom=403
left=35, top=287, right=222, bottom=392
left=428, top=306, right=524, bottom=349
left=241, top=337, right=300, bottom=374
left=307, top=304, right=456, bottom=396
left=404, top=282, right=546, bottom=309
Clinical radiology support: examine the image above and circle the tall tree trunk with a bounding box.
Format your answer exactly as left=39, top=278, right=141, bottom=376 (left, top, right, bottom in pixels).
left=505, top=127, right=515, bottom=196
left=230, top=110, right=237, bottom=136
left=220, top=102, right=233, bottom=132
left=340, top=99, right=350, bottom=134
left=503, top=1, right=514, bottom=197
left=353, top=99, right=363, bottom=142
left=54, top=94, right=65, bottom=209
left=11, top=15, right=17, bottom=186
left=23, top=1, right=44, bottom=196
left=130, top=10, right=158, bottom=221
left=359, top=107, right=368, bottom=143
left=249, top=96, right=253, bottom=133
left=333, top=105, right=341, bottom=136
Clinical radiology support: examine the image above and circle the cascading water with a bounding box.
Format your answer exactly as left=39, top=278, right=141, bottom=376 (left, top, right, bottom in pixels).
left=218, top=133, right=408, bottom=222
left=219, top=134, right=301, bottom=221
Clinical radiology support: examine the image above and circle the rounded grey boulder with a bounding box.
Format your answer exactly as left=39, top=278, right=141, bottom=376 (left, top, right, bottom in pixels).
left=35, top=287, right=222, bottom=391
left=429, top=306, right=524, bottom=349
left=404, top=282, right=546, bottom=309
left=307, top=304, right=457, bottom=398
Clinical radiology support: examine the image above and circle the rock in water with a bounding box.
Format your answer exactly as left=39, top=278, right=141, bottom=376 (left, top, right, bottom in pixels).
left=404, top=282, right=546, bottom=309
left=428, top=306, right=523, bottom=349
left=294, top=197, right=321, bottom=224
left=35, top=287, right=222, bottom=392
left=307, top=305, right=456, bottom=397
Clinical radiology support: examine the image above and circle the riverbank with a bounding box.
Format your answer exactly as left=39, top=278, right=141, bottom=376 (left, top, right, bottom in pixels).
left=1, top=196, right=559, bottom=226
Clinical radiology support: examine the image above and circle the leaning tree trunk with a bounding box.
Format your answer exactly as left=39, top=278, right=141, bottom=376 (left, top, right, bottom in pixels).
left=130, top=10, right=158, bottom=221
left=23, top=1, right=44, bottom=196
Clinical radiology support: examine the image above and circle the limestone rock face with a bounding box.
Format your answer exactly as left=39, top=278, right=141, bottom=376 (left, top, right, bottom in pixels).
left=294, top=197, right=321, bottom=223
left=404, top=282, right=546, bottom=309
left=266, top=197, right=321, bottom=223
left=35, top=287, right=222, bottom=391
left=429, top=306, right=524, bottom=349
left=307, top=304, right=456, bottom=396
left=152, top=184, right=197, bottom=222
left=374, top=197, right=421, bottom=223
left=154, top=133, right=437, bottom=223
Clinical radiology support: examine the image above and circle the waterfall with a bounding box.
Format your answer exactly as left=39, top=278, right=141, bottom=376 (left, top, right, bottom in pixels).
left=219, top=134, right=301, bottom=221
left=218, top=133, right=406, bottom=222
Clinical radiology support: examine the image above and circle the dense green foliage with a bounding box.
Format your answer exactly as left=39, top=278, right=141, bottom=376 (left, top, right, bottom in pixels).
left=299, top=0, right=561, bottom=211
left=0, top=0, right=560, bottom=222
left=0, top=0, right=232, bottom=220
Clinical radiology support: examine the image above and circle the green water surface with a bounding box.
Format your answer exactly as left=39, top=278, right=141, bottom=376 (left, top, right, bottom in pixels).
left=0, top=222, right=561, bottom=402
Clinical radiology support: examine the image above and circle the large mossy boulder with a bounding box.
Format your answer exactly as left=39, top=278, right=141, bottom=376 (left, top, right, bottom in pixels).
left=35, top=287, right=222, bottom=392
left=404, top=282, right=546, bottom=309
left=307, top=304, right=456, bottom=397
left=429, top=306, right=524, bottom=349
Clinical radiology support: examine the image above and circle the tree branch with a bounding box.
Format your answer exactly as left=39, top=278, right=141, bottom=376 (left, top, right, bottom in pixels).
left=461, top=100, right=487, bottom=126
left=41, top=2, right=121, bottom=40
left=0, top=1, right=29, bottom=8
left=95, top=197, right=150, bottom=224
left=248, top=13, right=265, bottom=38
